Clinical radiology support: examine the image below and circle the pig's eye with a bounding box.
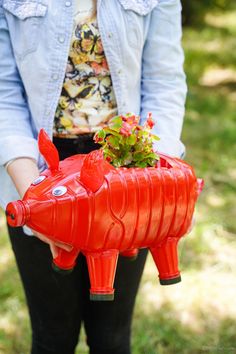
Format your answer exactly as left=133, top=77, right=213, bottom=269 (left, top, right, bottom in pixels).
left=52, top=186, right=67, bottom=196
left=32, top=176, right=46, bottom=185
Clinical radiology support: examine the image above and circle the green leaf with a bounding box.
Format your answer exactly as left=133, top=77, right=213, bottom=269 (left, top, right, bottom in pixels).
left=126, top=134, right=137, bottom=145
left=111, top=123, right=122, bottom=132
left=97, top=129, right=106, bottom=139
left=135, top=161, right=148, bottom=168
left=112, top=158, right=123, bottom=168
left=103, top=128, right=121, bottom=137
left=151, top=134, right=160, bottom=141
left=104, top=148, right=117, bottom=158
left=122, top=152, right=133, bottom=165
left=107, top=135, right=121, bottom=149
left=109, top=117, right=122, bottom=132
left=133, top=152, right=143, bottom=162
left=110, top=116, right=122, bottom=125
left=143, top=153, right=159, bottom=159
left=137, top=130, right=149, bottom=138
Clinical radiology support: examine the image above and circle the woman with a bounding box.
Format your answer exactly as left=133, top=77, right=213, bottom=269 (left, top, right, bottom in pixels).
left=0, top=0, right=187, bottom=353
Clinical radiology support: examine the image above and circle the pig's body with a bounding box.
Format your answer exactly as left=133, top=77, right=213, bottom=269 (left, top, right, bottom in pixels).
left=6, top=129, right=203, bottom=301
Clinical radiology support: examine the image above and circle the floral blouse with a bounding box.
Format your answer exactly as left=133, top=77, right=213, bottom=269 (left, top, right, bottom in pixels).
left=53, top=0, right=118, bottom=137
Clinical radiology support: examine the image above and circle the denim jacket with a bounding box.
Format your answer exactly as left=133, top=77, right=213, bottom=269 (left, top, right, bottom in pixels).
left=0, top=0, right=187, bottom=211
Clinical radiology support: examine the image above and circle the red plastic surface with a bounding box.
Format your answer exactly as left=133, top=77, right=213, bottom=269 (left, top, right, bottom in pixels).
left=6, top=129, right=203, bottom=300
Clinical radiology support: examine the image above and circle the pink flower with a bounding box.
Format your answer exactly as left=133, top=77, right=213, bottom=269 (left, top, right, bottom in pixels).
left=146, top=112, right=155, bottom=129
left=126, top=114, right=139, bottom=127
left=127, top=114, right=137, bottom=126
left=120, top=128, right=131, bottom=136
left=120, top=122, right=132, bottom=136
left=106, top=156, right=112, bottom=163
left=121, top=114, right=139, bottom=127
left=94, top=133, right=103, bottom=143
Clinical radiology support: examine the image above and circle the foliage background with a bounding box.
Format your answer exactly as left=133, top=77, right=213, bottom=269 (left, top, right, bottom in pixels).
left=181, top=0, right=232, bottom=25
left=0, top=2, right=236, bottom=353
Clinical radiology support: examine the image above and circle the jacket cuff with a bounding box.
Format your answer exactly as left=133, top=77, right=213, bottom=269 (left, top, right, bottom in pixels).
left=0, top=135, right=39, bottom=166
left=153, top=135, right=186, bottom=159
left=23, top=225, right=34, bottom=236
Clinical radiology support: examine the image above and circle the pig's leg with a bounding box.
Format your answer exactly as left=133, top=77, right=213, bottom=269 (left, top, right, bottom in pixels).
left=85, top=249, right=119, bottom=301
left=150, top=237, right=181, bottom=285
left=52, top=247, right=80, bottom=274
left=120, top=248, right=139, bottom=260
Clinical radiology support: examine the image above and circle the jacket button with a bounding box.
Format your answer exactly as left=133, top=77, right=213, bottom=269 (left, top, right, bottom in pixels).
left=58, top=35, right=65, bottom=43
left=51, top=73, right=59, bottom=81
left=65, top=1, right=71, bottom=6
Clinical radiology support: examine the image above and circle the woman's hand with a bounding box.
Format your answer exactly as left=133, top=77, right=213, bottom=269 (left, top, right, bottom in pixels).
left=32, top=230, right=73, bottom=258
left=6, top=157, right=72, bottom=258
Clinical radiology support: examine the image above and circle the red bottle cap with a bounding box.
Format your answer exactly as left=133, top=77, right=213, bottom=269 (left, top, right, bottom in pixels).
left=6, top=201, right=29, bottom=227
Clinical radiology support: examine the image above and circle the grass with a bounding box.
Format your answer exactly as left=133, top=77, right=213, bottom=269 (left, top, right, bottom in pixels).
left=1, top=6, right=236, bottom=354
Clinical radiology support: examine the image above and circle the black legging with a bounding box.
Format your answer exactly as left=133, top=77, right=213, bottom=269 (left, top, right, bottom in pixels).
left=7, top=136, right=148, bottom=354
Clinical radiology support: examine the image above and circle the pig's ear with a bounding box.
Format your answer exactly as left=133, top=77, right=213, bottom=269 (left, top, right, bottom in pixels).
left=80, top=150, right=105, bottom=192
left=38, top=129, right=59, bottom=171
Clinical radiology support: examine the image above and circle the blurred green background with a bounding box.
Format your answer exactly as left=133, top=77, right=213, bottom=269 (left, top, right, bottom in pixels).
left=0, top=2, right=236, bottom=353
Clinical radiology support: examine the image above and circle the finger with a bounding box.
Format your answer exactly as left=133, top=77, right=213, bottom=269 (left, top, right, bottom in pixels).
left=32, top=230, right=72, bottom=252
left=49, top=242, right=59, bottom=259
left=187, top=217, right=196, bottom=234
left=33, top=232, right=51, bottom=245
left=54, top=241, right=73, bottom=252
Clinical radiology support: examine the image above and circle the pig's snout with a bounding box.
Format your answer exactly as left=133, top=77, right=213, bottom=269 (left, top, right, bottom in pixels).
left=6, top=201, right=29, bottom=227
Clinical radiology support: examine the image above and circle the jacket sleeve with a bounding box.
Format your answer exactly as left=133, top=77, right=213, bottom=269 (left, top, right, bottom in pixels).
left=0, top=6, right=39, bottom=166
left=140, top=0, right=187, bottom=158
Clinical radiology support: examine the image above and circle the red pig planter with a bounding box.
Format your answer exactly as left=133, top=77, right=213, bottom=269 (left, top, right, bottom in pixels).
left=6, top=129, right=203, bottom=301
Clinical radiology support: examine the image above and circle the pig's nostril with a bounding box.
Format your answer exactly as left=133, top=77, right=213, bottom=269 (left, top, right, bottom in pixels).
left=6, top=201, right=28, bottom=227
left=5, top=210, right=14, bottom=219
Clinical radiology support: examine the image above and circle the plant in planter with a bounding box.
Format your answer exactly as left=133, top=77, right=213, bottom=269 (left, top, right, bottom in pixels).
left=94, top=112, right=160, bottom=168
